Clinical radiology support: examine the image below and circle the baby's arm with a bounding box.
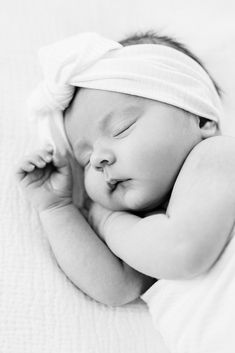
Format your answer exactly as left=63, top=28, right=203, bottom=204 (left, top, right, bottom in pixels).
left=40, top=205, right=155, bottom=305
left=15, top=148, right=155, bottom=306
left=95, top=136, right=235, bottom=280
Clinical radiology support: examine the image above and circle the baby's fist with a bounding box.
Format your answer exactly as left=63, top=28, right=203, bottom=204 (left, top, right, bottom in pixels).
left=15, top=146, right=73, bottom=213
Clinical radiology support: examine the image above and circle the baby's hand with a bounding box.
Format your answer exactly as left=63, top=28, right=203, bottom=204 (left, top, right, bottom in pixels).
left=15, top=145, right=73, bottom=213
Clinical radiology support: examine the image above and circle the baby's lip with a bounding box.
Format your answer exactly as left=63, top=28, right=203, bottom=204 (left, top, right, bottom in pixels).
left=106, top=178, right=130, bottom=191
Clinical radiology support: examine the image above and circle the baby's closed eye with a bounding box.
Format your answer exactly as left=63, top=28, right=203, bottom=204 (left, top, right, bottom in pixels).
left=112, top=120, right=136, bottom=138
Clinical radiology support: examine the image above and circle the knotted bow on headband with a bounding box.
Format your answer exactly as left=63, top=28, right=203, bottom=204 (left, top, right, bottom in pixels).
left=28, top=32, right=223, bottom=156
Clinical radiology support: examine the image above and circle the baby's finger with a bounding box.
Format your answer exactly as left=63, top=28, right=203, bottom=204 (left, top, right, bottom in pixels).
left=25, top=145, right=54, bottom=164
left=52, top=153, right=71, bottom=171
left=14, top=147, right=54, bottom=182
left=16, top=156, right=46, bottom=175
left=14, top=161, right=34, bottom=183
left=27, top=155, right=47, bottom=168
left=28, top=148, right=54, bottom=167
left=39, top=147, right=54, bottom=163
left=42, top=152, right=54, bottom=163
left=52, top=153, right=65, bottom=166
left=35, top=154, right=52, bottom=167
left=20, top=161, right=36, bottom=173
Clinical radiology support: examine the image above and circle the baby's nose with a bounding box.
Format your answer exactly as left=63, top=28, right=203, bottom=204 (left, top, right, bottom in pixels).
left=90, top=150, right=115, bottom=171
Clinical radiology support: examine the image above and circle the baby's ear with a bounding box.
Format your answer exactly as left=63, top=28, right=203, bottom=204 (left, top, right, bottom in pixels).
left=199, top=119, right=219, bottom=139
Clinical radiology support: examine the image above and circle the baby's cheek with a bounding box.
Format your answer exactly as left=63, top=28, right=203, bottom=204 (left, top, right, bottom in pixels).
left=84, top=169, right=105, bottom=203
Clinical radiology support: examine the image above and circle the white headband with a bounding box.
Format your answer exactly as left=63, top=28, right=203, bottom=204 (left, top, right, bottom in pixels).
left=28, top=32, right=223, bottom=156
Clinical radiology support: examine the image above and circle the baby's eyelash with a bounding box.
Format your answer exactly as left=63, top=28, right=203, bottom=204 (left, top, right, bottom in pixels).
left=113, top=121, right=135, bottom=137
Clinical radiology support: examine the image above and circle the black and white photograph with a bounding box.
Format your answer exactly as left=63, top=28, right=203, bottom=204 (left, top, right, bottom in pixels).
left=1, top=0, right=235, bottom=352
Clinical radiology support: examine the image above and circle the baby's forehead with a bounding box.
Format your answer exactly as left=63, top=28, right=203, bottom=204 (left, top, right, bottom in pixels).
left=64, top=87, right=192, bottom=138
left=65, top=88, right=150, bottom=125
left=73, top=87, right=147, bottom=109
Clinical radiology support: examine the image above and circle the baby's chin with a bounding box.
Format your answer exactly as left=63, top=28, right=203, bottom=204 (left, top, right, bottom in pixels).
left=94, top=191, right=163, bottom=213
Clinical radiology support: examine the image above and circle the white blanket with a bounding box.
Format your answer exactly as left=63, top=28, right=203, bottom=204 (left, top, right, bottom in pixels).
left=142, top=230, right=235, bottom=353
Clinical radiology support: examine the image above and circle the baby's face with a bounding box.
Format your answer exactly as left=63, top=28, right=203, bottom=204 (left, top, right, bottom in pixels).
left=65, top=88, right=202, bottom=212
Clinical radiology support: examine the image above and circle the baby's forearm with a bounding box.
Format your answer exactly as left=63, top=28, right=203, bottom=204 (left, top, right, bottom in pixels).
left=102, top=211, right=210, bottom=280
left=39, top=204, right=149, bottom=306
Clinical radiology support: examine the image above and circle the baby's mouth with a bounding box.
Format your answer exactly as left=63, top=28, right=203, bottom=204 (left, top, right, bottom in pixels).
left=106, top=179, right=130, bottom=191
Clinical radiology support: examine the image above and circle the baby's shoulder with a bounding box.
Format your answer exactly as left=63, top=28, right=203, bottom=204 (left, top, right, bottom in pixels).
left=186, top=135, right=235, bottom=172
left=195, top=135, right=235, bottom=152
left=177, top=135, right=235, bottom=193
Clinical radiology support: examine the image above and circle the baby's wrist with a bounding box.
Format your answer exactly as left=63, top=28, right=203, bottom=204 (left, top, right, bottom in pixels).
left=39, top=200, right=75, bottom=218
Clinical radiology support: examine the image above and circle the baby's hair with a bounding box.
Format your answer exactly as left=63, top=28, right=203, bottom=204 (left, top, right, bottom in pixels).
left=119, top=30, right=222, bottom=129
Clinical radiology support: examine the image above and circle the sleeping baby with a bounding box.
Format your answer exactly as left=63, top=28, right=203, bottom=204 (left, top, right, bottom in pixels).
left=15, top=31, right=235, bottom=351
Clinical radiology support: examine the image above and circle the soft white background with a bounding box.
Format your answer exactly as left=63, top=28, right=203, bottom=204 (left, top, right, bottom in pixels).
left=1, top=1, right=235, bottom=352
